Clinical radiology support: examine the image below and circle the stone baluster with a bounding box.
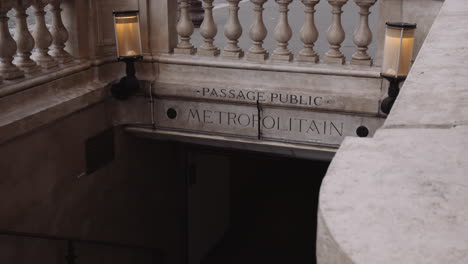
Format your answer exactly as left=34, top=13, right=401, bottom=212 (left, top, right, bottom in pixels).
left=175, top=0, right=196, bottom=55
left=297, top=0, right=320, bottom=63
left=271, top=0, right=293, bottom=62
left=222, top=0, right=243, bottom=59
left=13, top=0, right=41, bottom=75
left=0, top=3, right=24, bottom=79
left=351, top=0, right=376, bottom=66
left=32, top=0, right=58, bottom=68
left=50, top=0, right=73, bottom=64
left=325, top=0, right=348, bottom=64
left=198, top=0, right=219, bottom=56
left=247, top=0, right=268, bottom=62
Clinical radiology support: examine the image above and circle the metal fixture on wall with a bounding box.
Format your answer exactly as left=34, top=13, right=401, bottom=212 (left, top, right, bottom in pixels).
left=111, top=10, right=143, bottom=100
left=381, top=22, right=416, bottom=114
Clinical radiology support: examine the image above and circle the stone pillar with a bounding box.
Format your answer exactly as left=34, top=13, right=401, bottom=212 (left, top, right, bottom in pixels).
left=13, top=0, right=41, bottom=74
left=32, top=0, right=58, bottom=68
left=297, top=0, right=320, bottom=63
left=247, top=0, right=268, bottom=62
left=61, top=0, right=91, bottom=60
left=0, top=3, right=24, bottom=79
left=325, top=0, right=348, bottom=64
left=175, top=0, right=196, bottom=55
left=271, top=0, right=293, bottom=62
left=148, top=0, right=178, bottom=54
left=198, top=0, right=220, bottom=56
left=222, top=0, right=243, bottom=59
left=50, top=0, right=73, bottom=64
left=351, top=0, right=376, bottom=66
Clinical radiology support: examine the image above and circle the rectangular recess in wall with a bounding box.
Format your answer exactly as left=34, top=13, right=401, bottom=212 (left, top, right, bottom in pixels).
left=85, top=128, right=115, bottom=174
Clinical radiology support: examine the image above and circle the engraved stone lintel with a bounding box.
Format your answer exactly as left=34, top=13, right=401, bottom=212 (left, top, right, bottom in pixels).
left=174, top=47, right=197, bottom=55
left=154, top=98, right=385, bottom=147
left=350, top=58, right=372, bottom=66
left=296, top=54, right=319, bottom=63
left=271, top=53, right=293, bottom=62
left=197, top=48, right=220, bottom=57
left=324, top=56, right=345, bottom=65
left=222, top=50, right=244, bottom=59
left=247, top=52, right=269, bottom=62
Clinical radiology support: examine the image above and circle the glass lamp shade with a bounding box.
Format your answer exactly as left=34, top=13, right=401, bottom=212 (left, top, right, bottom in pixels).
left=382, top=22, right=416, bottom=78
left=113, top=10, right=142, bottom=59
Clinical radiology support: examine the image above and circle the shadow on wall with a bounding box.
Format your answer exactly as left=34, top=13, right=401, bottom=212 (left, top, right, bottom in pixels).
left=183, top=146, right=330, bottom=264
left=0, top=99, right=329, bottom=264
left=0, top=101, right=185, bottom=264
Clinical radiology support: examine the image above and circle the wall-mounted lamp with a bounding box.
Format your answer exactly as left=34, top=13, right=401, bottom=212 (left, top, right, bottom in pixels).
left=381, top=22, right=416, bottom=114
left=111, top=10, right=143, bottom=100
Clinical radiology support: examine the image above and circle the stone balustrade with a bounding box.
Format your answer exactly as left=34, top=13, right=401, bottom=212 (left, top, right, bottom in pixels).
left=175, top=0, right=377, bottom=65
left=0, top=0, right=74, bottom=82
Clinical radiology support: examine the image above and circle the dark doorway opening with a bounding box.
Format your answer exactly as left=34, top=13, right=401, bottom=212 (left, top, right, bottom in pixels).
left=181, top=145, right=329, bottom=264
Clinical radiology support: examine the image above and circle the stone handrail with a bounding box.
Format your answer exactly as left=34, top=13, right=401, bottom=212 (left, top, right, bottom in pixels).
left=0, top=0, right=398, bottom=100
left=317, top=0, right=468, bottom=263
left=175, top=0, right=377, bottom=66
left=0, top=0, right=85, bottom=97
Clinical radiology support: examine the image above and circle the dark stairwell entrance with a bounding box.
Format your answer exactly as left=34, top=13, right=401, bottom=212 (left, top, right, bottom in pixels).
left=181, top=145, right=329, bottom=264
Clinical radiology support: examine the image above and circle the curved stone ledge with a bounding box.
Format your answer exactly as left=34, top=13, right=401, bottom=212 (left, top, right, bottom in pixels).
left=317, top=0, right=468, bottom=263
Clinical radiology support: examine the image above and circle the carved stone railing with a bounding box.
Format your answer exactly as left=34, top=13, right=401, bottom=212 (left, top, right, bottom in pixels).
left=0, top=0, right=381, bottom=96
left=0, top=0, right=80, bottom=95
left=175, top=0, right=377, bottom=65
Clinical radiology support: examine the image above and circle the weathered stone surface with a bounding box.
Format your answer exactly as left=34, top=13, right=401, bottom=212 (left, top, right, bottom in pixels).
left=320, top=127, right=468, bottom=264
left=127, top=126, right=337, bottom=161
left=323, top=56, right=345, bottom=65
left=156, top=63, right=383, bottom=115
left=153, top=98, right=383, bottom=147
left=318, top=1, right=468, bottom=264
left=246, top=51, right=268, bottom=62
left=0, top=69, right=108, bottom=144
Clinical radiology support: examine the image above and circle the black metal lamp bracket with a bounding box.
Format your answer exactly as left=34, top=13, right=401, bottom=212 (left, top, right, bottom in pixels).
left=111, top=57, right=142, bottom=100
left=381, top=75, right=406, bottom=114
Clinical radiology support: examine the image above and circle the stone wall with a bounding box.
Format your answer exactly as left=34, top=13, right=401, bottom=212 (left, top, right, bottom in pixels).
left=0, top=101, right=185, bottom=264
left=317, top=0, right=468, bottom=263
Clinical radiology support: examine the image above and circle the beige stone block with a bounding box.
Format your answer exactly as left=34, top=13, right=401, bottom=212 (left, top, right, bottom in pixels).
left=350, top=58, right=373, bottom=66
left=174, top=47, right=197, bottom=55
left=271, top=53, right=293, bottom=62
left=221, top=50, right=244, bottom=59
left=246, top=52, right=268, bottom=62
left=296, top=55, right=319, bottom=63
left=197, top=48, right=220, bottom=57
left=324, top=56, right=345, bottom=65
